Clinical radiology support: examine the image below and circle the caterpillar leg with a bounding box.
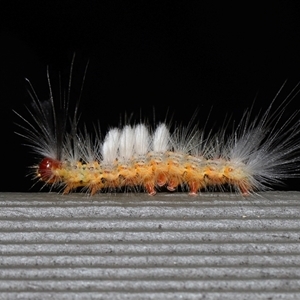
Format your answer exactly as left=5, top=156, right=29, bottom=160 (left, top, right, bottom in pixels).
left=145, top=182, right=156, bottom=196
left=188, top=181, right=201, bottom=196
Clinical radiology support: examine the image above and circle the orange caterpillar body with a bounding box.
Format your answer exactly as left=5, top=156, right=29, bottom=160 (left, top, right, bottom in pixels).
left=36, top=128, right=251, bottom=196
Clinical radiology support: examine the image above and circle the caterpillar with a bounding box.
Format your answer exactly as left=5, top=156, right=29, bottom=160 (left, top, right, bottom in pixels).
left=15, top=59, right=300, bottom=196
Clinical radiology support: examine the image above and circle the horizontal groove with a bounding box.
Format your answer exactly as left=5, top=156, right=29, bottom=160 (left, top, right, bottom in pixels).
left=1, top=292, right=299, bottom=300
left=0, top=243, right=300, bottom=255
left=1, top=254, right=300, bottom=267
left=1, top=192, right=300, bottom=204
left=0, top=279, right=300, bottom=292
left=0, top=267, right=300, bottom=280
left=6, top=199, right=300, bottom=205
left=0, top=207, right=299, bottom=218
left=0, top=219, right=300, bottom=231
left=0, top=231, right=299, bottom=243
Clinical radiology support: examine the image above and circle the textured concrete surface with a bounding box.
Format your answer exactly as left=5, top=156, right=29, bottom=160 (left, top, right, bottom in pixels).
left=0, top=191, right=300, bottom=299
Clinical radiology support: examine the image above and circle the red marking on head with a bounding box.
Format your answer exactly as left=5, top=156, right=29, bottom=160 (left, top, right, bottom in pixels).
left=38, top=157, right=61, bottom=182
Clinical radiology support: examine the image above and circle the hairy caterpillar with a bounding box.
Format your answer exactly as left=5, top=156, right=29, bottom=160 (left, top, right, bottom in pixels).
left=15, top=59, right=300, bottom=196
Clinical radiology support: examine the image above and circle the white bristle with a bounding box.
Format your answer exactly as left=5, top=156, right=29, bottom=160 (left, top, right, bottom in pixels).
left=152, top=123, right=170, bottom=153
left=101, top=128, right=120, bottom=165
left=134, top=124, right=150, bottom=155
left=119, top=125, right=135, bottom=162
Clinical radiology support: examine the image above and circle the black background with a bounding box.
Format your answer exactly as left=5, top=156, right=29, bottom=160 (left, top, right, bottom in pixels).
left=2, top=1, right=300, bottom=192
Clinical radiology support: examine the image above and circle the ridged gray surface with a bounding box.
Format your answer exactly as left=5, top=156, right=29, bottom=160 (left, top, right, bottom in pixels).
left=0, top=191, right=300, bottom=299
